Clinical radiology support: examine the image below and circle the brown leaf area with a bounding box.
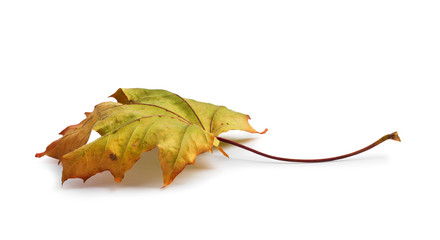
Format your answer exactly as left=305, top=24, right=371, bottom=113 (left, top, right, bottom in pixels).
left=36, top=88, right=263, bottom=187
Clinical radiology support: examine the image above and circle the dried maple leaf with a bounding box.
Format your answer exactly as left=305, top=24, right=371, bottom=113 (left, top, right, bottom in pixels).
left=36, top=88, right=400, bottom=187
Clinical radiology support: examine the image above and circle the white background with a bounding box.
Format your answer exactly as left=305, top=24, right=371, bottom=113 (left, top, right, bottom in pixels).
left=1, top=1, right=439, bottom=239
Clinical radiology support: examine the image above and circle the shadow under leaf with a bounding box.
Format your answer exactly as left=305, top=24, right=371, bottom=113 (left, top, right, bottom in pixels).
left=61, top=148, right=216, bottom=189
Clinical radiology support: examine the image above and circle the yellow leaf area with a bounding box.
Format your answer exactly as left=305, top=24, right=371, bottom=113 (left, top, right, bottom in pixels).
left=36, top=88, right=265, bottom=187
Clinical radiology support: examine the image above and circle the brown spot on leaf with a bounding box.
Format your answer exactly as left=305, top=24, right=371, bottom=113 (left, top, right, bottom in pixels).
left=110, top=153, right=117, bottom=161
left=131, top=139, right=138, bottom=147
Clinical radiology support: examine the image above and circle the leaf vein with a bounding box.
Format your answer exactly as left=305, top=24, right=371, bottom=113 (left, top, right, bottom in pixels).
left=172, top=125, right=191, bottom=170
left=128, top=103, right=192, bottom=125
left=210, top=106, right=224, bottom=133
left=119, top=120, right=141, bottom=166
left=141, top=118, right=161, bottom=147
left=172, top=93, right=205, bottom=130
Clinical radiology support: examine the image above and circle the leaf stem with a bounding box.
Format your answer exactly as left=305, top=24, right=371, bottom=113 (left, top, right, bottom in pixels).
left=217, top=132, right=400, bottom=163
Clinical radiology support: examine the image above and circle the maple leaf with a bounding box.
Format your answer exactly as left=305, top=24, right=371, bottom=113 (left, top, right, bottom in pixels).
left=36, top=88, right=265, bottom=186
left=37, top=88, right=400, bottom=187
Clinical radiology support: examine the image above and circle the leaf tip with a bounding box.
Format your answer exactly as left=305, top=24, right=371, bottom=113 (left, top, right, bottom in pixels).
left=35, top=152, right=45, bottom=158
left=259, top=128, right=268, bottom=134
left=82, top=177, right=90, bottom=183
left=161, top=172, right=180, bottom=188
left=109, top=88, right=130, bottom=104
left=114, top=176, right=123, bottom=183
left=161, top=179, right=174, bottom=188
left=61, top=176, right=68, bottom=185
left=217, top=146, right=229, bottom=158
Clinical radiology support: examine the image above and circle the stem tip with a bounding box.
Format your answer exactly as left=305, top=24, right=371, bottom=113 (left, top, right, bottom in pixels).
left=389, top=131, right=401, bottom=142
